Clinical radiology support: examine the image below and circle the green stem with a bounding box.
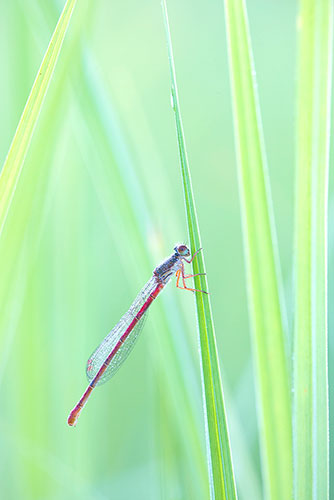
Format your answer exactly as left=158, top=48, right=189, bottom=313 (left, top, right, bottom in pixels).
left=224, top=0, right=293, bottom=498
left=161, top=2, right=237, bottom=499
left=0, top=0, right=77, bottom=237
left=294, top=1, right=333, bottom=498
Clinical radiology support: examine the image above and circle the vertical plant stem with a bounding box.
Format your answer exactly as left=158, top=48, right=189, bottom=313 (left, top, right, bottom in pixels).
left=294, top=1, right=333, bottom=498
left=224, top=0, right=293, bottom=499
left=161, top=2, right=237, bottom=499
left=0, top=0, right=77, bottom=237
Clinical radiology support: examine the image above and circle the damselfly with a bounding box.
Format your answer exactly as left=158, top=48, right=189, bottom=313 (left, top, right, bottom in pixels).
left=67, top=244, right=207, bottom=426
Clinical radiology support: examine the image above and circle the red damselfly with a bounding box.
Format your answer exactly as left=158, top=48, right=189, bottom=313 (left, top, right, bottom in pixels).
left=67, top=244, right=207, bottom=426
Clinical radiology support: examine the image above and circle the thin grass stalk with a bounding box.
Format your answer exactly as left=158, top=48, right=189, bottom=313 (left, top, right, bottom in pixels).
left=73, top=54, right=210, bottom=498
left=0, top=0, right=77, bottom=237
left=224, top=0, right=292, bottom=499
left=293, top=1, right=333, bottom=498
left=161, top=2, right=237, bottom=499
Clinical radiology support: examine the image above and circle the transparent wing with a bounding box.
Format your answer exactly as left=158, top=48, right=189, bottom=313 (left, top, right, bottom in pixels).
left=85, top=276, right=157, bottom=386
left=86, top=312, right=148, bottom=386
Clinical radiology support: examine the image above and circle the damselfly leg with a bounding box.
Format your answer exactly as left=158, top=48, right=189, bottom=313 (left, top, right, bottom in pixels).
left=175, top=248, right=208, bottom=294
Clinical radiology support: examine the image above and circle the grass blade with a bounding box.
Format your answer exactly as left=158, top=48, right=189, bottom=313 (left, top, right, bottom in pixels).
left=293, top=1, right=333, bottom=498
left=0, top=0, right=77, bottom=237
left=72, top=52, right=210, bottom=497
left=161, top=2, right=237, bottom=499
left=223, top=1, right=292, bottom=498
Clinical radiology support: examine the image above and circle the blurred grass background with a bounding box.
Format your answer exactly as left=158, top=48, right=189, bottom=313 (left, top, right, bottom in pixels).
left=0, top=0, right=332, bottom=499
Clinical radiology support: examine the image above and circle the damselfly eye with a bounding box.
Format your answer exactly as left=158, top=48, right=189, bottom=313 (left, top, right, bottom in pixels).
left=176, top=244, right=190, bottom=256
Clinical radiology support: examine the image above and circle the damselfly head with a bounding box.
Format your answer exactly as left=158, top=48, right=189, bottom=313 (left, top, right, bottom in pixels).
left=174, top=244, right=190, bottom=257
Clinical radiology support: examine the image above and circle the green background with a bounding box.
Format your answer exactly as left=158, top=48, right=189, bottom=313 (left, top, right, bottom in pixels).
left=0, top=1, right=332, bottom=499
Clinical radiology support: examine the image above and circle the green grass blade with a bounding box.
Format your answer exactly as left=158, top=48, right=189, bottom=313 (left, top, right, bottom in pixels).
left=72, top=54, right=210, bottom=497
left=223, top=1, right=292, bottom=499
left=0, top=0, right=77, bottom=237
left=161, top=2, right=237, bottom=499
left=293, top=1, right=333, bottom=498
